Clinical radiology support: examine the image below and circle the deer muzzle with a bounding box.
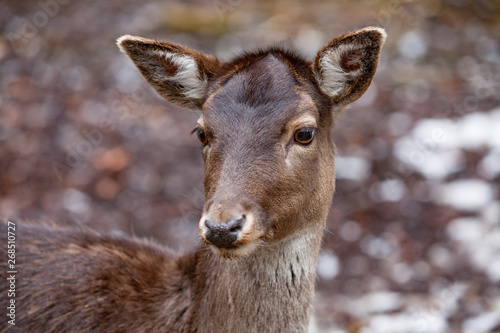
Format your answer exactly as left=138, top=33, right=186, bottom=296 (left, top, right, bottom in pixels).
left=203, top=216, right=245, bottom=249
left=199, top=199, right=267, bottom=256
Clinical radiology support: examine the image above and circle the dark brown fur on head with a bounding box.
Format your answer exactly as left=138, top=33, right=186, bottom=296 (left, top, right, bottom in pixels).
left=118, top=27, right=386, bottom=258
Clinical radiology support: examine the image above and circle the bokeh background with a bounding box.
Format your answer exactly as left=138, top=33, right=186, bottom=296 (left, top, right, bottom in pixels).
left=1, top=0, right=499, bottom=332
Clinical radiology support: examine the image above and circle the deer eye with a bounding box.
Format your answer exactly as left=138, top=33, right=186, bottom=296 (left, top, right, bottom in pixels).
left=194, top=128, right=208, bottom=145
left=294, top=127, right=315, bottom=145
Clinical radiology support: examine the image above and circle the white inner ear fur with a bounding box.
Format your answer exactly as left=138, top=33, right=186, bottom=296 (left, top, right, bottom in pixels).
left=315, top=44, right=363, bottom=98
left=153, top=50, right=207, bottom=100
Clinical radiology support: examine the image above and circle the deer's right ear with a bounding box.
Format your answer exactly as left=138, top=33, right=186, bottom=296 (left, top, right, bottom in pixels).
left=117, top=35, right=219, bottom=109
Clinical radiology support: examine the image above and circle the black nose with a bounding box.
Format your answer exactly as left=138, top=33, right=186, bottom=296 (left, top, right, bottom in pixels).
left=204, top=216, right=246, bottom=249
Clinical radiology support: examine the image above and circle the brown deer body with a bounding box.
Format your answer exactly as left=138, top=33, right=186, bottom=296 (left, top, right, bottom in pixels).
left=0, top=27, right=386, bottom=332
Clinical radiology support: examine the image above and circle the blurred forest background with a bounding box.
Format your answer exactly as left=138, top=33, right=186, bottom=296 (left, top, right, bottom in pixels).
left=1, top=0, right=499, bottom=332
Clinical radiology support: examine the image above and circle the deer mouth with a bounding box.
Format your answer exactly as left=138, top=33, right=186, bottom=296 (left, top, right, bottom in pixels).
left=207, top=239, right=265, bottom=259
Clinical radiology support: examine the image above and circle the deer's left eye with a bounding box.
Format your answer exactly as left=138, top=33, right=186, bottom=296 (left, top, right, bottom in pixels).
left=294, top=127, right=315, bottom=145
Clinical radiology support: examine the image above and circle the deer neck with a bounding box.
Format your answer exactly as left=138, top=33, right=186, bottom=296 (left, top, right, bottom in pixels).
left=191, top=228, right=323, bottom=333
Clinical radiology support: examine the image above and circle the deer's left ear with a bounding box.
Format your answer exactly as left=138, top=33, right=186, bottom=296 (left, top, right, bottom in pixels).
left=117, top=35, right=220, bottom=109
left=313, top=27, right=386, bottom=105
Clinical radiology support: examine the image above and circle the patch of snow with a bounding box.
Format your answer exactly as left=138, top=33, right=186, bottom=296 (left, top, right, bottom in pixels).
left=362, top=312, right=447, bottom=333
left=393, top=136, right=463, bottom=180
left=360, top=235, right=393, bottom=259
left=436, top=179, right=494, bottom=211
left=63, top=188, right=90, bottom=214
left=490, top=109, right=500, bottom=148
left=457, top=112, right=493, bottom=149
left=398, top=31, right=428, bottom=60
left=463, top=312, right=500, bottom=333
left=317, top=251, right=340, bottom=280
left=428, top=245, right=454, bottom=271
left=429, top=281, right=468, bottom=316
left=447, top=216, right=500, bottom=282
left=479, top=148, right=500, bottom=179
left=417, top=150, right=464, bottom=180
left=335, top=155, right=371, bottom=181
left=411, top=118, right=457, bottom=150
left=393, top=109, right=500, bottom=180
left=370, top=179, right=406, bottom=202
left=482, top=201, right=500, bottom=225
left=486, top=257, right=500, bottom=282
left=446, top=217, right=484, bottom=243
left=346, top=292, right=403, bottom=317
left=62, top=188, right=91, bottom=223
left=339, top=220, right=363, bottom=242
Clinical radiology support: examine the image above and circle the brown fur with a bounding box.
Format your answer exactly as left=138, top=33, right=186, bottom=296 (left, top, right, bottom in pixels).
left=0, top=27, right=386, bottom=332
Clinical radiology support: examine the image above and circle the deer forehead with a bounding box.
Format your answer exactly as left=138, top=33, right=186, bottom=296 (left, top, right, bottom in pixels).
left=201, top=54, right=319, bottom=134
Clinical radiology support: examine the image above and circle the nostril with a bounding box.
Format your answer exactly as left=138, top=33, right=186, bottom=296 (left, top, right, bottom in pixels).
left=229, top=225, right=240, bottom=233
left=226, top=216, right=245, bottom=233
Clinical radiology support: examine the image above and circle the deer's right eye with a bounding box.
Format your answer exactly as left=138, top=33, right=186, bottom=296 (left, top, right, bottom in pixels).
left=196, top=128, right=208, bottom=145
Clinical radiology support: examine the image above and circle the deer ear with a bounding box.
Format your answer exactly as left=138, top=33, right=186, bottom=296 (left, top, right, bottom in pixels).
left=313, top=27, right=386, bottom=105
left=117, top=35, right=219, bottom=109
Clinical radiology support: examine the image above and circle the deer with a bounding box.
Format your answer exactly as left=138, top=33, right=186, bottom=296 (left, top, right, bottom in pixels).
left=0, top=27, right=386, bottom=332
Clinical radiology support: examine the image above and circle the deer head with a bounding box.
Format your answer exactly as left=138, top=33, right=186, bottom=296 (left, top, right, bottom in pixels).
left=117, top=27, right=386, bottom=258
